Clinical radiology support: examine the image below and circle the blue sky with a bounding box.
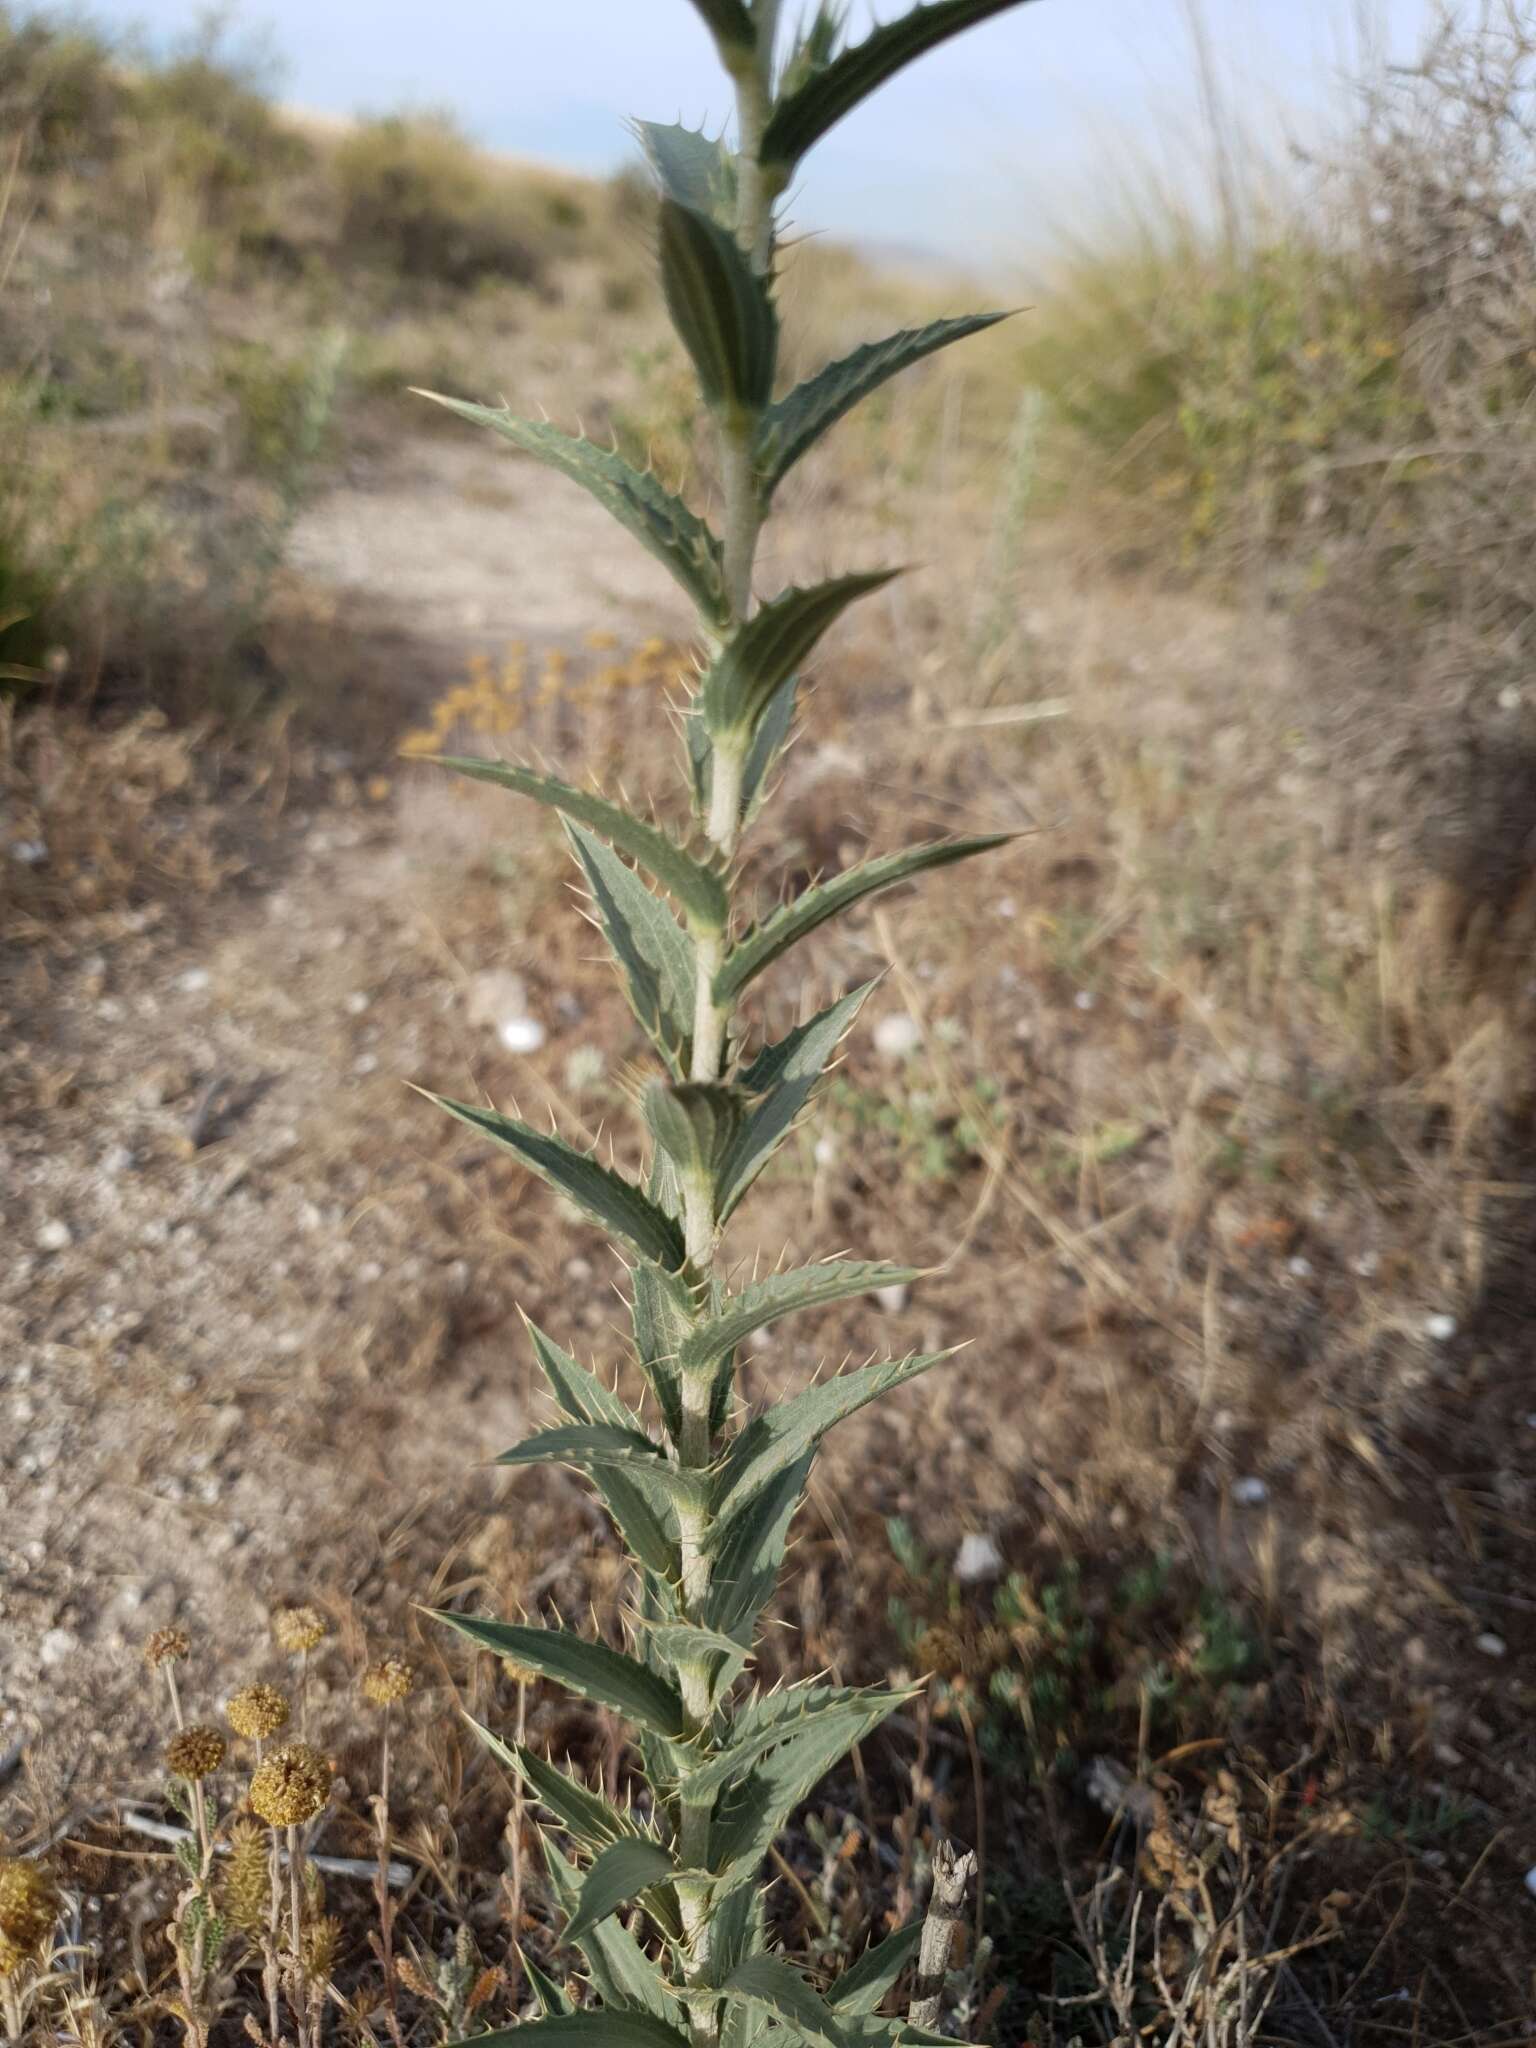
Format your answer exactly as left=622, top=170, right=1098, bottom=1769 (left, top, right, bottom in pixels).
left=104, top=1, right=1437, bottom=264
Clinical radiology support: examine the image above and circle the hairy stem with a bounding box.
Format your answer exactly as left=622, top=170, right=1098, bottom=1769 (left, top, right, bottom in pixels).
left=675, top=23, right=781, bottom=2048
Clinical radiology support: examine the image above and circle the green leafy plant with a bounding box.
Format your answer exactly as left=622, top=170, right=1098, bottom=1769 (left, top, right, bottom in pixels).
left=416, top=6, right=1034, bottom=2043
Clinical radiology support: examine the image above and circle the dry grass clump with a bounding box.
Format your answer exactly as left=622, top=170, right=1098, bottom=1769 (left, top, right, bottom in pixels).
left=330, top=114, right=558, bottom=292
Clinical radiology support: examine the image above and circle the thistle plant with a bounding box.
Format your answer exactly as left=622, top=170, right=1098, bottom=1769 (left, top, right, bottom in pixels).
left=417, top=6, right=1032, bottom=2044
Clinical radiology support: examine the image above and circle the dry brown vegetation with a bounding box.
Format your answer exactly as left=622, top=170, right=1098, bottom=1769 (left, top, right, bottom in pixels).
left=2, top=6, right=1535, bottom=2045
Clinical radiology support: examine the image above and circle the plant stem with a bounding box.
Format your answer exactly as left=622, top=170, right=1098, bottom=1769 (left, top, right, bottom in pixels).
left=264, top=1832, right=282, bottom=2047
left=673, top=31, right=782, bottom=2048
left=374, top=1706, right=404, bottom=2048
left=287, top=1824, right=308, bottom=2048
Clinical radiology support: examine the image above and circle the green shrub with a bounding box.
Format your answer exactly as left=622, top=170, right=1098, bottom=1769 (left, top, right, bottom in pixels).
left=1022, top=229, right=1419, bottom=566
left=0, top=8, right=123, bottom=171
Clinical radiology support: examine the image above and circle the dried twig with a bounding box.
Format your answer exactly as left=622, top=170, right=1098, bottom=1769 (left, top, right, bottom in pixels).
left=909, top=1839, right=976, bottom=2035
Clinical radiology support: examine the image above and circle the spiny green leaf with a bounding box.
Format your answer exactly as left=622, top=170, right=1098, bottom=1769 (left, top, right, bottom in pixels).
left=644, top=1081, right=747, bottom=1187
left=497, top=1422, right=708, bottom=1519
left=522, top=1321, right=683, bottom=1578
left=708, top=1693, right=909, bottom=1884
left=708, top=1351, right=956, bottom=1546
left=564, top=1839, right=678, bottom=1948
left=414, top=394, right=728, bottom=626
left=643, top=1621, right=751, bottom=1703
left=829, top=1924, right=922, bottom=2015
left=427, top=758, right=727, bottom=931
left=716, top=836, right=1012, bottom=1003
left=470, top=1719, right=641, bottom=1853
left=543, top=1842, right=687, bottom=2022
left=420, top=1092, right=687, bottom=1271
left=436, top=1614, right=687, bottom=1738
left=699, top=571, right=898, bottom=742
left=678, top=1260, right=919, bottom=1379
left=710, top=1878, right=769, bottom=1987
left=757, top=314, right=1012, bottom=502
left=833, top=2021, right=952, bottom=2048
left=685, top=0, right=757, bottom=56
left=569, top=824, right=695, bottom=1078
left=631, top=1253, right=692, bottom=1444
left=453, top=1995, right=686, bottom=2048
left=524, top=1318, right=642, bottom=1433
left=718, top=982, right=877, bottom=1219
left=780, top=4, right=845, bottom=97
left=761, top=0, right=1041, bottom=172
left=521, top=1948, right=575, bottom=2017
left=723, top=1955, right=846, bottom=2048
left=500, top=1420, right=660, bottom=1468
left=637, top=119, right=737, bottom=224
left=702, top=1450, right=813, bottom=1640
left=741, top=672, right=798, bottom=822
left=681, top=1682, right=906, bottom=1808
left=659, top=198, right=778, bottom=419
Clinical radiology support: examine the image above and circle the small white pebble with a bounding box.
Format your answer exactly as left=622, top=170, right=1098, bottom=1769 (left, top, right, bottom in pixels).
left=995, top=896, right=1017, bottom=920
left=39, top=1628, right=77, bottom=1668
left=874, top=1283, right=910, bottom=1314
left=1354, top=1250, right=1380, bottom=1278
left=344, top=991, right=371, bottom=1015
left=1525, top=1865, right=1536, bottom=1898
left=175, top=967, right=210, bottom=994
left=499, top=1015, right=547, bottom=1054
left=353, top=1052, right=379, bottom=1075
left=1424, top=1313, right=1458, bottom=1342
left=101, top=1143, right=133, bottom=1177
left=747, top=1328, right=773, bottom=1354
left=1475, top=1632, right=1507, bottom=1658
left=1498, top=685, right=1523, bottom=711
left=954, top=1532, right=1004, bottom=1584
left=1287, top=1256, right=1313, bottom=1279
left=358, top=1260, right=383, bottom=1283
left=36, top=1219, right=73, bottom=1253
left=1232, top=1476, right=1269, bottom=1506
left=873, top=1013, right=921, bottom=1058
left=10, top=838, right=47, bottom=865
left=813, top=1135, right=837, bottom=1167
left=1073, top=990, right=1096, bottom=1012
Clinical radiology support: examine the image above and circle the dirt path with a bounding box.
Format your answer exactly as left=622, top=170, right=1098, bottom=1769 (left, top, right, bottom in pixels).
left=1, top=430, right=693, bottom=1798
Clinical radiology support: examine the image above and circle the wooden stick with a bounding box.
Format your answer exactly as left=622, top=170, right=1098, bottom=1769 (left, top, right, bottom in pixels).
left=908, top=1839, right=976, bottom=2035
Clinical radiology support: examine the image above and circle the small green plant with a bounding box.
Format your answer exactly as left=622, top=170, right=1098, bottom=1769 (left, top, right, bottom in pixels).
left=414, top=5, right=1035, bottom=2042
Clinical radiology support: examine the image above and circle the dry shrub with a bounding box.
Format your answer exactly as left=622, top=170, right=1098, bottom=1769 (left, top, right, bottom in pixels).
left=331, top=114, right=549, bottom=291
left=0, top=704, right=234, bottom=952
left=1293, top=3, right=1536, bottom=1023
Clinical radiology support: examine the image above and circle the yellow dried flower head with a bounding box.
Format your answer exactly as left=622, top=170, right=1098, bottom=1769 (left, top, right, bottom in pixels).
left=360, top=1656, right=414, bottom=1706
left=500, top=1655, right=538, bottom=1688
left=166, top=1725, right=226, bottom=1781
left=143, top=1626, right=190, bottom=1669
left=0, top=1860, right=59, bottom=1954
left=220, top=1823, right=269, bottom=1935
left=271, top=1606, right=327, bottom=1655
left=0, top=1936, right=25, bottom=1981
left=226, top=1682, right=290, bottom=1741
left=248, top=1743, right=331, bottom=1828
